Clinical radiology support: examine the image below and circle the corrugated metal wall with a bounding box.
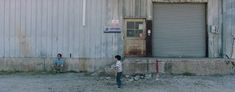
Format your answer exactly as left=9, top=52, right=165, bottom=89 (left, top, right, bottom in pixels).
left=0, top=0, right=123, bottom=58
left=122, top=0, right=148, bottom=17
left=223, top=0, right=235, bottom=58
left=2, top=0, right=232, bottom=59
left=207, top=0, right=222, bottom=58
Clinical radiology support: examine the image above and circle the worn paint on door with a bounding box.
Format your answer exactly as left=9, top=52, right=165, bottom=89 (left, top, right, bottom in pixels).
left=124, top=19, right=146, bottom=56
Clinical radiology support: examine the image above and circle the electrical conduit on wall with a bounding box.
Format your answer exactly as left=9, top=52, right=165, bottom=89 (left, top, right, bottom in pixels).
left=82, top=0, right=86, bottom=26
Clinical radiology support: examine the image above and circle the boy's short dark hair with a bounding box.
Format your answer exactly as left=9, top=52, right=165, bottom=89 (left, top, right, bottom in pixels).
left=115, top=55, right=121, bottom=60
left=57, top=53, right=62, bottom=57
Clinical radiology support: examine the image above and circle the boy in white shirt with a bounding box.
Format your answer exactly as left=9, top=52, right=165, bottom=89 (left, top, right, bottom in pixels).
left=114, top=55, right=123, bottom=88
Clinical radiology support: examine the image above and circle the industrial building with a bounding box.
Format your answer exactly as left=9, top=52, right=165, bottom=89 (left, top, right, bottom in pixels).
left=0, top=0, right=234, bottom=75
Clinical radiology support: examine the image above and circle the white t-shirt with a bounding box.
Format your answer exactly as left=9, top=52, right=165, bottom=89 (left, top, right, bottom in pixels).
left=116, top=60, right=123, bottom=73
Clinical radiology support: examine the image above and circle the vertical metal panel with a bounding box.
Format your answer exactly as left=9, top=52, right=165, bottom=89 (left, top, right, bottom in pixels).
left=15, top=0, right=19, bottom=57
left=42, top=0, right=48, bottom=57
left=232, top=0, right=235, bottom=58
left=223, top=0, right=229, bottom=57
left=19, top=0, right=26, bottom=57
left=9, top=0, right=16, bottom=57
left=36, top=0, right=40, bottom=57
left=31, top=0, right=37, bottom=57
left=207, top=0, right=222, bottom=58
left=58, top=0, right=63, bottom=55
left=100, top=0, right=106, bottom=58
left=74, top=0, right=82, bottom=58
left=231, top=0, right=235, bottom=58
left=47, top=0, right=53, bottom=57
left=4, top=0, right=10, bottom=57
left=61, top=0, right=66, bottom=56
left=63, top=0, right=68, bottom=57
left=39, top=0, right=43, bottom=57
left=141, top=0, right=147, bottom=17
left=93, top=0, right=99, bottom=58
left=66, top=0, right=71, bottom=57
left=53, top=0, right=59, bottom=57
left=233, top=1, right=235, bottom=37
left=25, top=0, right=33, bottom=57
left=122, top=0, right=147, bottom=18
left=68, top=0, right=75, bottom=57
left=0, top=0, right=4, bottom=57
left=86, top=0, right=93, bottom=57
left=223, top=0, right=235, bottom=58
left=147, top=0, right=153, bottom=20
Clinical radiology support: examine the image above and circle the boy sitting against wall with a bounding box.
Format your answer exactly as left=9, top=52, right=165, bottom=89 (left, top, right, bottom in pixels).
left=52, top=53, right=65, bottom=73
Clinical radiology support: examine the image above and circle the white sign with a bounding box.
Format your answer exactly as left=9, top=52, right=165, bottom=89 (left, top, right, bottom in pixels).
left=139, top=24, right=144, bottom=30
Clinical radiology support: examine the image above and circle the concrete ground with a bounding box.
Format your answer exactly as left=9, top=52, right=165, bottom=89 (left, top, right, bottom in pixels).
left=0, top=73, right=234, bottom=92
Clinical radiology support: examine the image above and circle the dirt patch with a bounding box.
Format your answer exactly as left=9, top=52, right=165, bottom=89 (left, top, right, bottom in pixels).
left=0, top=73, right=234, bottom=92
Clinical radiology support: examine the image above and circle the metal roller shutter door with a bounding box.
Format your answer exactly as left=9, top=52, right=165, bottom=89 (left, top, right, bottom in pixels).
left=153, top=3, right=206, bottom=57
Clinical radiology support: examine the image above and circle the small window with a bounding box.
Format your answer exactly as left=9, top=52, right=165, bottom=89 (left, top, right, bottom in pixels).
left=127, top=30, right=136, bottom=37
left=127, top=22, right=135, bottom=29
left=135, top=22, right=143, bottom=29
left=126, top=21, right=144, bottom=37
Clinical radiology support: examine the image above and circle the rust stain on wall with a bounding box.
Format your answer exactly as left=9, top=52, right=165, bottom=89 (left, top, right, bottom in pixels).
left=128, top=49, right=142, bottom=55
left=79, top=58, right=91, bottom=72
left=16, top=25, right=32, bottom=57
left=125, top=40, right=146, bottom=56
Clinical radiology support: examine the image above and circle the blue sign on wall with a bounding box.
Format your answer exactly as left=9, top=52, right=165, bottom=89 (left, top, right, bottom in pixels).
left=104, top=27, right=121, bottom=33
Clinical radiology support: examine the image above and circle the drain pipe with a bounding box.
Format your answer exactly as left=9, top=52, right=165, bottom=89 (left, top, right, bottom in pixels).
left=156, top=59, right=160, bottom=80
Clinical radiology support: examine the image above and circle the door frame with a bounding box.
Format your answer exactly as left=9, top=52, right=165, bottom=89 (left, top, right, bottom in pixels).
left=123, top=18, right=147, bottom=57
